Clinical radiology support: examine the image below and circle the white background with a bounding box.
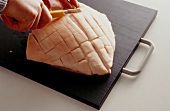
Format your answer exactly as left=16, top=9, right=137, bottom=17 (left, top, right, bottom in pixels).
left=1, top=0, right=170, bottom=111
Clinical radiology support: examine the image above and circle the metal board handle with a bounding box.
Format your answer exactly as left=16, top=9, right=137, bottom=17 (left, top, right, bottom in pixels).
left=122, top=38, right=154, bottom=76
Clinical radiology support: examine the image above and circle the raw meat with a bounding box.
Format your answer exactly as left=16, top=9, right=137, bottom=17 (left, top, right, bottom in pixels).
left=26, top=3, right=116, bottom=75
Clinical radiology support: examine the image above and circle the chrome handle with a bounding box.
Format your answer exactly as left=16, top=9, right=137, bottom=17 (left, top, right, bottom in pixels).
left=122, top=38, right=154, bottom=76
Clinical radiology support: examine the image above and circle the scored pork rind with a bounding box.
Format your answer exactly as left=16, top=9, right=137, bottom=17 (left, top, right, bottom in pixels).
left=26, top=3, right=116, bottom=75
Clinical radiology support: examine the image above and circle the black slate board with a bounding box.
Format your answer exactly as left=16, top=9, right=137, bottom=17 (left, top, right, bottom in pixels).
left=0, top=0, right=157, bottom=109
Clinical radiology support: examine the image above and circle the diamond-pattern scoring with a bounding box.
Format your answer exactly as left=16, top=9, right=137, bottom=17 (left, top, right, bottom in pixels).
left=26, top=3, right=116, bottom=75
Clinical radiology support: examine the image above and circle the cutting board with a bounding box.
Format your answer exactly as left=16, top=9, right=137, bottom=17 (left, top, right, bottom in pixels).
left=0, top=0, right=157, bottom=109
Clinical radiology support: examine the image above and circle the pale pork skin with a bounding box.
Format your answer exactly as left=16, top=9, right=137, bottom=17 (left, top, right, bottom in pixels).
left=26, top=3, right=116, bottom=75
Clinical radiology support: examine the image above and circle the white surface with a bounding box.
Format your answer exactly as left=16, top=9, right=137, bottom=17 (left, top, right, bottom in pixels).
left=1, top=0, right=170, bottom=111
